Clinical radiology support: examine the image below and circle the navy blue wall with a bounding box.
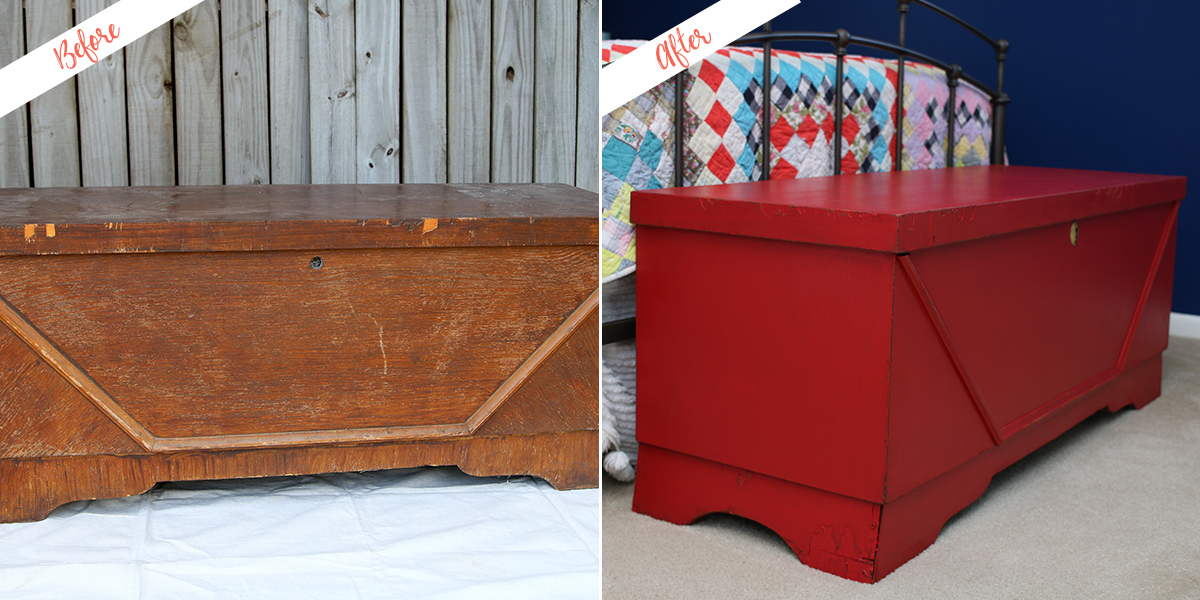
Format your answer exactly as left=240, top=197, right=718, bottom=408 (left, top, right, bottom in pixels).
left=604, top=1, right=1200, bottom=315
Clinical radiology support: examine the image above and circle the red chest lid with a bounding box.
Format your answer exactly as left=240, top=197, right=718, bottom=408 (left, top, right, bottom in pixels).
left=631, top=166, right=1185, bottom=252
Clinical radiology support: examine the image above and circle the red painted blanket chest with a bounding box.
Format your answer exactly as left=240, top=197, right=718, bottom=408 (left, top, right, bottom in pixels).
left=630, top=165, right=1184, bottom=583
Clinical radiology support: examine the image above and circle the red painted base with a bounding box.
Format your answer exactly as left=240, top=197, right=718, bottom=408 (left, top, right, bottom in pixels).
left=632, top=354, right=1162, bottom=583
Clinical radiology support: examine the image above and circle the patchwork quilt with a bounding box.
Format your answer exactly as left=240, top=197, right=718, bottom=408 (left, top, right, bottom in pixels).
left=601, top=40, right=996, bottom=280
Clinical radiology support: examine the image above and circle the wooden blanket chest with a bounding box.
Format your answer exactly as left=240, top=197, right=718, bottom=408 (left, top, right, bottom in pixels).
left=630, top=165, right=1184, bottom=582
left=0, top=184, right=598, bottom=523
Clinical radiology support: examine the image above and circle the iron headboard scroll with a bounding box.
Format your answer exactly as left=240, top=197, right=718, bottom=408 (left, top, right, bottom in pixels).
left=669, top=0, right=1008, bottom=187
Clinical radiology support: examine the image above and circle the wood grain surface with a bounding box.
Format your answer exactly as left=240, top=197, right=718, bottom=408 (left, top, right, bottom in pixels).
left=533, top=0, right=578, bottom=185
left=355, top=2, right=401, bottom=184
left=575, top=0, right=600, bottom=193
left=0, top=246, right=594, bottom=438
left=308, top=0, right=356, bottom=184
left=125, top=22, right=177, bottom=186
left=491, top=0, right=535, bottom=183
left=447, top=0, right=492, bottom=184
left=26, top=0, right=81, bottom=187
left=267, top=0, right=312, bottom=184
left=477, top=306, right=599, bottom=436
left=221, top=0, right=271, bottom=185
left=0, top=326, right=143, bottom=459
left=401, top=0, right=448, bottom=183
left=0, top=0, right=30, bottom=188
left=76, top=0, right=130, bottom=187
left=173, top=0, right=224, bottom=185
left=1, top=0, right=593, bottom=189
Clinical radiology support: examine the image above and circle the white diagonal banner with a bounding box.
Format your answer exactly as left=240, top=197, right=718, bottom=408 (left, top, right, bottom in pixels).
left=599, top=0, right=800, bottom=116
left=0, top=0, right=206, bottom=120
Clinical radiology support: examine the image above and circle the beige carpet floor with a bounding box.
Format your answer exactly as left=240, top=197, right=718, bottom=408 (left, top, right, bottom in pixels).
left=602, top=337, right=1200, bottom=599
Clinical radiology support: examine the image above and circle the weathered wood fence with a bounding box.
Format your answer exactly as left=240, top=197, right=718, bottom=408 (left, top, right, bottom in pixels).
left=0, top=0, right=599, bottom=190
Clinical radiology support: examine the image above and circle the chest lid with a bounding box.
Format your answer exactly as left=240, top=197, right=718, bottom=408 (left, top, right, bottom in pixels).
left=0, top=184, right=596, bottom=256
left=631, top=166, right=1185, bottom=252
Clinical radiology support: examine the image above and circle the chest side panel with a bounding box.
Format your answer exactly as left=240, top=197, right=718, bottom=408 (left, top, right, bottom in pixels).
left=636, top=227, right=894, bottom=504
left=0, top=245, right=595, bottom=439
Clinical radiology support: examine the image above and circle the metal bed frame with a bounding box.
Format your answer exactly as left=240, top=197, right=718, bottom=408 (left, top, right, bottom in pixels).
left=602, top=0, right=1009, bottom=345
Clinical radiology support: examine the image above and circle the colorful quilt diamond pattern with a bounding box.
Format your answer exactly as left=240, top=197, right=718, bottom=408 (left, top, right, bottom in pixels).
left=600, top=40, right=997, bottom=279
left=601, top=41, right=673, bottom=279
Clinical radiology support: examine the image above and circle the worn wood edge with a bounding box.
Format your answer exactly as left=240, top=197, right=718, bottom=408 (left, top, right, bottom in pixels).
left=0, top=218, right=598, bottom=256
left=150, top=423, right=471, bottom=451
left=0, top=429, right=599, bottom=522
left=0, top=294, right=156, bottom=450
left=633, top=442, right=881, bottom=582
left=465, top=288, right=600, bottom=432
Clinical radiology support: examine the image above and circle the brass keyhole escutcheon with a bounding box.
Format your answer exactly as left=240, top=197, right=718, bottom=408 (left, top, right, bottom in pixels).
left=1070, top=221, right=1079, bottom=246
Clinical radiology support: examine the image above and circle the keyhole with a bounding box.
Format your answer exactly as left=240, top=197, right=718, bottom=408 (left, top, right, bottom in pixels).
left=1069, top=222, right=1079, bottom=246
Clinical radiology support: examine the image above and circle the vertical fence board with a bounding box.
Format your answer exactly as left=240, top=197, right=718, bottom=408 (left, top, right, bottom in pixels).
left=268, top=0, right=310, bottom=184
left=7, top=2, right=591, bottom=191
left=27, top=0, right=81, bottom=187
left=355, top=2, right=400, bottom=183
left=309, top=0, right=356, bottom=184
left=575, top=0, right=599, bottom=192
left=126, top=23, right=176, bottom=186
left=533, top=0, right=576, bottom=185
left=222, top=0, right=271, bottom=184
left=0, top=0, right=30, bottom=188
left=401, top=0, right=447, bottom=183
left=447, top=0, right=490, bottom=184
left=174, top=0, right=224, bottom=185
left=76, top=0, right=129, bottom=186
left=491, top=0, right=534, bottom=183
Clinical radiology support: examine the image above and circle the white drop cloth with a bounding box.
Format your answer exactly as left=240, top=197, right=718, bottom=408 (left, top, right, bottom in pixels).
left=0, top=467, right=599, bottom=599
